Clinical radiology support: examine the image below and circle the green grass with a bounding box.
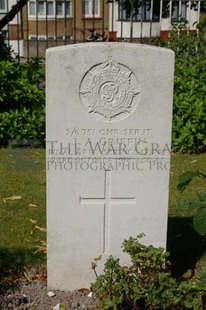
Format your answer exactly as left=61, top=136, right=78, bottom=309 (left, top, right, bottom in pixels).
left=168, top=153, right=206, bottom=276
left=0, top=148, right=46, bottom=272
left=169, top=153, right=206, bottom=208
left=0, top=149, right=206, bottom=276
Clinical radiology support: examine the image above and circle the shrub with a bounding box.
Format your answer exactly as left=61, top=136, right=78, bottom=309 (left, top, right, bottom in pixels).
left=91, top=234, right=206, bottom=309
left=0, top=59, right=45, bottom=112
left=0, top=58, right=45, bottom=146
left=0, top=106, right=45, bottom=146
left=163, top=21, right=206, bottom=153
left=0, top=32, right=12, bottom=61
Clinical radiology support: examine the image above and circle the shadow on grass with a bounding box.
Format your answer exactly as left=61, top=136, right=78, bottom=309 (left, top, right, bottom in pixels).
left=0, top=248, right=45, bottom=283
left=167, top=216, right=206, bottom=277
left=1, top=219, right=205, bottom=283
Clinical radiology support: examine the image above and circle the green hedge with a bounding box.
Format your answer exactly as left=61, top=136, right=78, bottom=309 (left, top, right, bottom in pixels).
left=0, top=24, right=206, bottom=152
left=0, top=106, right=45, bottom=146
left=164, top=21, right=206, bottom=153
left=0, top=59, right=45, bottom=147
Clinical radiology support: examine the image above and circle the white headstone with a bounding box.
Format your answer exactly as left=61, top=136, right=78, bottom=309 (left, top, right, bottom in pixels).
left=46, top=43, right=174, bottom=290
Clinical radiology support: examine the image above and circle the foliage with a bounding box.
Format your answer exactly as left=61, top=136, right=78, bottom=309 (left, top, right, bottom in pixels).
left=0, top=58, right=45, bottom=146
left=0, top=106, right=45, bottom=146
left=163, top=20, right=206, bottom=153
left=91, top=234, right=206, bottom=309
left=0, top=58, right=44, bottom=111
left=173, top=171, right=206, bottom=237
left=0, top=33, right=13, bottom=61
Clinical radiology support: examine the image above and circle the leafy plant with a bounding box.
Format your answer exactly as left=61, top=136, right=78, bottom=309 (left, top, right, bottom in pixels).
left=162, top=21, right=206, bottom=153
left=0, top=32, right=12, bottom=61
left=0, top=59, right=45, bottom=112
left=0, top=58, right=45, bottom=146
left=172, top=171, right=206, bottom=237
left=91, top=234, right=206, bottom=309
left=0, top=105, right=45, bottom=146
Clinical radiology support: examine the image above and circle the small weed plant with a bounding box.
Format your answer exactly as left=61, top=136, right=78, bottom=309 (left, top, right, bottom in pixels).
left=173, top=171, right=206, bottom=237
left=91, top=234, right=206, bottom=309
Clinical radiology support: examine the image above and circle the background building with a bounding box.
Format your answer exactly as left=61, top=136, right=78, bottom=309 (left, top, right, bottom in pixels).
left=0, top=0, right=204, bottom=59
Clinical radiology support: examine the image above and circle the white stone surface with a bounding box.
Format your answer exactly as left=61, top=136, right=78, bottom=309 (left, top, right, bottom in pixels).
left=53, top=304, right=65, bottom=310
left=46, top=43, right=174, bottom=290
left=47, top=291, right=56, bottom=297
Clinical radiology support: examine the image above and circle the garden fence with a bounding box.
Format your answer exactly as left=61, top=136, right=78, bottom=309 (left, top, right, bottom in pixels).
left=0, top=0, right=203, bottom=61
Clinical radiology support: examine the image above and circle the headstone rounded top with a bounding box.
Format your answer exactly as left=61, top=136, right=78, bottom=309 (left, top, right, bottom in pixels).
left=46, top=42, right=174, bottom=56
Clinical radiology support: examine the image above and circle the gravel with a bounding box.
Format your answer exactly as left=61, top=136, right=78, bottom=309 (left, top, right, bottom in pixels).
left=0, top=269, right=99, bottom=310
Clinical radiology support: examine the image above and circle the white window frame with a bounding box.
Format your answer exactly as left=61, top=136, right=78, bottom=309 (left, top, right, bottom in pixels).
left=28, top=0, right=72, bottom=18
left=83, top=0, right=100, bottom=18
left=0, top=0, right=6, bottom=12
left=29, top=34, right=72, bottom=40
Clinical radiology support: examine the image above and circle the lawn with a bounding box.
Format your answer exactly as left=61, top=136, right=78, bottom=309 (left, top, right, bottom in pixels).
left=0, top=149, right=206, bottom=275
left=0, top=148, right=46, bottom=274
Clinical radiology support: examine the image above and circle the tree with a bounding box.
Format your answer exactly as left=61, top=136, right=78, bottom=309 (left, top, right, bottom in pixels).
left=0, top=0, right=28, bottom=30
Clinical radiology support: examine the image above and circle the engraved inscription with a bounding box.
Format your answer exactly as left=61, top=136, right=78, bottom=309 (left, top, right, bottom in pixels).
left=79, top=57, right=140, bottom=122
left=80, top=171, right=136, bottom=253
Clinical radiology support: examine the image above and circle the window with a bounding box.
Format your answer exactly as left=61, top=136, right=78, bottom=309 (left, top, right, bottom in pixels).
left=0, top=0, right=6, bottom=11
left=171, top=1, right=187, bottom=21
left=82, top=0, right=100, bottom=18
left=118, top=0, right=187, bottom=22
left=29, top=0, right=72, bottom=18
left=119, top=0, right=160, bottom=22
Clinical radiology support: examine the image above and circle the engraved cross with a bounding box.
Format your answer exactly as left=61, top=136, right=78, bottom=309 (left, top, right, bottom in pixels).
left=80, top=171, right=136, bottom=254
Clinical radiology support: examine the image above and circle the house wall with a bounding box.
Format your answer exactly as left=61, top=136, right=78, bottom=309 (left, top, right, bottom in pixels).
left=20, top=0, right=109, bottom=57
left=115, top=21, right=160, bottom=39
left=110, top=1, right=200, bottom=40
left=21, top=0, right=109, bottom=41
left=67, top=0, right=109, bottom=41
left=8, top=24, right=23, bottom=39
left=1, top=0, right=201, bottom=58
left=25, top=19, right=73, bottom=39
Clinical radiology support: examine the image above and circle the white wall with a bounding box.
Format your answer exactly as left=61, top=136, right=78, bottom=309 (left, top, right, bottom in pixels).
left=5, top=39, right=24, bottom=57
left=111, top=1, right=200, bottom=39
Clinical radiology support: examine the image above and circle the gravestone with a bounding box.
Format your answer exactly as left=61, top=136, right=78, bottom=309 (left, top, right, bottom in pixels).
left=46, top=43, right=174, bottom=290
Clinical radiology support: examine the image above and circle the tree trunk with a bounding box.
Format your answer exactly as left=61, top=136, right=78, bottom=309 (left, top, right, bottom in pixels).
left=0, top=0, right=28, bottom=30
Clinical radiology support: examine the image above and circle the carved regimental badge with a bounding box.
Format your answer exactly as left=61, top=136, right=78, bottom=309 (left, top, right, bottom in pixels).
left=79, top=57, right=140, bottom=122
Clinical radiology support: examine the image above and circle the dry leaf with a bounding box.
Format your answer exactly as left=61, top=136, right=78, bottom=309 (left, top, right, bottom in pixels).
left=29, top=219, right=38, bottom=225
left=34, top=241, right=47, bottom=254
left=36, top=269, right=47, bottom=281
left=29, top=203, right=38, bottom=208
left=3, top=196, right=22, bottom=203
left=78, top=288, right=90, bottom=293
left=23, top=271, right=32, bottom=282
left=35, top=225, right=46, bottom=233
left=94, top=255, right=102, bottom=261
